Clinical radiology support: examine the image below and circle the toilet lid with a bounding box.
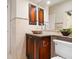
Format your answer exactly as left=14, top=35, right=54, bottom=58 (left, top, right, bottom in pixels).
left=51, top=56, right=64, bottom=59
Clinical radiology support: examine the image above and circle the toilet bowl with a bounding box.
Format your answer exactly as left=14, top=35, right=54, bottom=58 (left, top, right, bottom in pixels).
left=51, top=56, right=64, bottom=59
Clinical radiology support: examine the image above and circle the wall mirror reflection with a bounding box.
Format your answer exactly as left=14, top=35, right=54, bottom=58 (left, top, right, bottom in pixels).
left=29, top=0, right=72, bottom=32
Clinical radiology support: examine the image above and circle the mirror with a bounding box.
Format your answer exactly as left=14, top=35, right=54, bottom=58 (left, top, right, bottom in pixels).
left=29, top=0, right=72, bottom=31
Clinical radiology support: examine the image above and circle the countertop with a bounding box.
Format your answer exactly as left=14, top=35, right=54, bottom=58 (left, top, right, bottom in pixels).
left=26, top=31, right=72, bottom=42
left=26, top=31, right=72, bottom=39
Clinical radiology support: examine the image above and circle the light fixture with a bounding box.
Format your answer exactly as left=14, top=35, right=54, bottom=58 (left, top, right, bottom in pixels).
left=46, top=1, right=51, bottom=5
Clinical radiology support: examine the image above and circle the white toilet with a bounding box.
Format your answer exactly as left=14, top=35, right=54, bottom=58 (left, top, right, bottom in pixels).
left=51, top=56, right=64, bottom=59
left=51, top=39, right=72, bottom=59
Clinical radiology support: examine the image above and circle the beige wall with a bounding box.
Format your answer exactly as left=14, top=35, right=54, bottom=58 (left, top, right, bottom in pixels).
left=49, top=0, right=72, bottom=31
left=7, top=0, right=17, bottom=59
left=7, top=0, right=11, bottom=59
left=16, top=19, right=27, bottom=59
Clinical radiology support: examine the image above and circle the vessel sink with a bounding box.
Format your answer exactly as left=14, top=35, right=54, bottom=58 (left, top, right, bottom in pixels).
left=32, top=30, right=42, bottom=34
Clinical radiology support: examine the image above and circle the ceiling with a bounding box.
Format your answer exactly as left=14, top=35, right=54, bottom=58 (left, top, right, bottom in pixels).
left=29, top=0, right=70, bottom=7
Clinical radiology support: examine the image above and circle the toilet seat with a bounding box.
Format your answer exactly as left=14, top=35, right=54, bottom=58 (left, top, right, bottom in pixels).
left=51, top=56, right=64, bottom=59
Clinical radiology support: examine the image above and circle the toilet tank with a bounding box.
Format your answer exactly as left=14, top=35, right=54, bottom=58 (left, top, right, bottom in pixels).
left=53, top=39, right=72, bottom=59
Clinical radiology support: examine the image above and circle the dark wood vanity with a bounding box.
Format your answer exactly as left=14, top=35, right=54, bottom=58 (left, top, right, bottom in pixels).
left=26, top=34, right=55, bottom=59
left=26, top=32, right=72, bottom=59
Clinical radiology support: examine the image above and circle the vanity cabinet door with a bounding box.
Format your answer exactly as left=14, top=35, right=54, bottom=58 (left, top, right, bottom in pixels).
left=26, top=36, right=34, bottom=59
left=39, top=37, right=51, bottom=59
left=26, top=34, right=52, bottom=59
